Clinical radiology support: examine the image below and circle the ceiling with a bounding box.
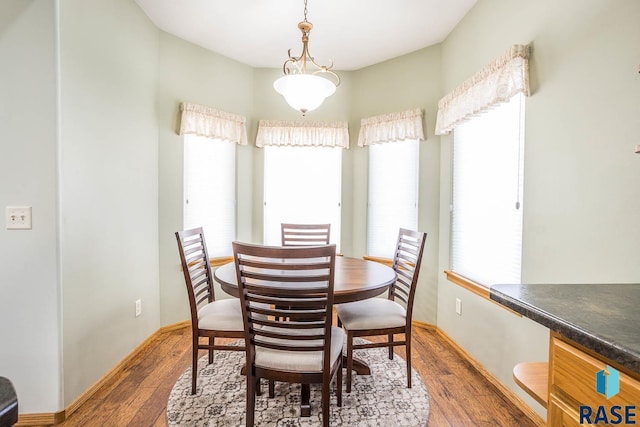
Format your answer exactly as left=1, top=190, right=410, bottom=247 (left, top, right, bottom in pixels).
left=134, top=0, right=477, bottom=71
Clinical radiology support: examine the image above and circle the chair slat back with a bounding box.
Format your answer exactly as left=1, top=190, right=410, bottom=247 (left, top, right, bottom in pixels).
left=389, top=228, right=427, bottom=315
left=281, top=223, right=331, bottom=247
left=233, top=243, right=336, bottom=359
left=176, top=228, right=216, bottom=323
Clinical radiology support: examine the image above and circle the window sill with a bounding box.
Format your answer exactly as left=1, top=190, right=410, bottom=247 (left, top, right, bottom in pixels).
left=362, top=255, right=394, bottom=267
left=184, top=256, right=233, bottom=272
left=444, top=270, right=521, bottom=317
left=362, top=255, right=417, bottom=269
left=210, top=256, right=233, bottom=267
left=444, top=270, right=489, bottom=298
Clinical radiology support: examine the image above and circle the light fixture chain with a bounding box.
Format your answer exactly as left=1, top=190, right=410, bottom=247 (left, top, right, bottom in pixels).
left=303, top=0, right=308, bottom=23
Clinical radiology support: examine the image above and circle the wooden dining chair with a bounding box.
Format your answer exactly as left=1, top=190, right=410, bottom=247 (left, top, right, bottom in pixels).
left=232, top=242, right=343, bottom=427
left=336, top=228, right=427, bottom=393
left=279, top=223, right=332, bottom=320
left=281, top=223, right=331, bottom=246
left=175, top=227, right=245, bottom=395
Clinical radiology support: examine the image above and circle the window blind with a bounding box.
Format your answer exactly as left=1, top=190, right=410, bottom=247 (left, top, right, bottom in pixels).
left=183, top=134, right=236, bottom=257
left=451, top=93, right=525, bottom=286
left=367, top=139, right=419, bottom=258
left=263, top=146, right=342, bottom=250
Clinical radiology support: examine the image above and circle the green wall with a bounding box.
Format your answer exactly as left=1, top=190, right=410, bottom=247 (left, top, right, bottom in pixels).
left=59, top=0, right=161, bottom=405
left=437, top=0, right=640, bottom=418
left=0, top=0, right=61, bottom=413
left=350, top=46, right=443, bottom=324
left=156, top=32, right=254, bottom=326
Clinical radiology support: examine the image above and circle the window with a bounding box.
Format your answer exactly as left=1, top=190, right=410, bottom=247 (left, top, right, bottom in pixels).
left=367, top=139, right=419, bottom=258
left=451, top=93, right=525, bottom=286
left=183, top=134, right=236, bottom=257
left=263, top=145, right=342, bottom=249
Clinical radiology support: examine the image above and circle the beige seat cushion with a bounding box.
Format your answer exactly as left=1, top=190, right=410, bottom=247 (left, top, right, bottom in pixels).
left=255, top=326, right=344, bottom=373
left=197, top=298, right=244, bottom=332
left=336, top=298, right=406, bottom=330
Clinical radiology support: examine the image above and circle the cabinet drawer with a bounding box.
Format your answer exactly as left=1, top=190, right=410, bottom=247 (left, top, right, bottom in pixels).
left=550, top=337, right=640, bottom=408
left=548, top=394, right=581, bottom=427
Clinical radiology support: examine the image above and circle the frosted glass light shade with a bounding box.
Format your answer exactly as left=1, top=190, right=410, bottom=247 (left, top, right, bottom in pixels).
left=274, top=74, right=336, bottom=114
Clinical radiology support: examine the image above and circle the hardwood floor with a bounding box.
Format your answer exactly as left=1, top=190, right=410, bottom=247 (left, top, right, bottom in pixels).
left=59, top=325, right=540, bottom=427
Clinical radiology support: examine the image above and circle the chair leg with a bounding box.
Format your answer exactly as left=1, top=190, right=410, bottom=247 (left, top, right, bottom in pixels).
left=406, top=333, right=412, bottom=388
left=336, top=357, right=343, bottom=407
left=322, top=377, right=330, bottom=427
left=191, top=335, right=198, bottom=395
left=301, top=384, right=311, bottom=417
left=346, top=331, right=354, bottom=393
left=208, top=336, right=214, bottom=364
left=268, top=380, right=275, bottom=398
left=246, top=373, right=256, bottom=427
left=388, top=334, right=394, bottom=360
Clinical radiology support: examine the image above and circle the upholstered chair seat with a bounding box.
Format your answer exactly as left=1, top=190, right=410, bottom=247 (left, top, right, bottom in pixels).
left=336, top=299, right=406, bottom=330
left=255, top=326, right=344, bottom=373
left=197, top=298, right=245, bottom=331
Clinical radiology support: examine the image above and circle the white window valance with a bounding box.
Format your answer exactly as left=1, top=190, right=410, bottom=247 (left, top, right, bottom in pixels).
left=179, top=102, right=248, bottom=145
left=435, top=44, right=530, bottom=135
left=357, top=108, right=424, bottom=147
left=255, top=120, right=349, bottom=149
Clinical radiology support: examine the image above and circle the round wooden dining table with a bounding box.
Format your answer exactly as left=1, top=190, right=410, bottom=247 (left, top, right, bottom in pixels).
left=214, top=255, right=397, bottom=305
left=214, top=256, right=397, bottom=416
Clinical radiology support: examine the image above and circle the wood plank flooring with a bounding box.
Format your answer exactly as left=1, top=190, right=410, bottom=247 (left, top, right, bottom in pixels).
left=59, top=325, right=540, bottom=426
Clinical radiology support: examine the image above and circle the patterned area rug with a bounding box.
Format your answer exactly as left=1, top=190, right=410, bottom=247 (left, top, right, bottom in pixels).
left=167, top=339, right=429, bottom=426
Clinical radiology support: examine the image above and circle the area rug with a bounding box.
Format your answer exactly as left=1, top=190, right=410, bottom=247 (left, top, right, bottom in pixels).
left=167, top=339, right=429, bottom=426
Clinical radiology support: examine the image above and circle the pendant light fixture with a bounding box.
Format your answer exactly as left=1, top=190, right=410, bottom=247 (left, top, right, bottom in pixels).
left=274, top=0, right=340, bottom=116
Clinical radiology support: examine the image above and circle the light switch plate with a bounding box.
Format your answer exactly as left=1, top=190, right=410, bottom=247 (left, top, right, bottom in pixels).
left=6, top=206, right=32, bottom=230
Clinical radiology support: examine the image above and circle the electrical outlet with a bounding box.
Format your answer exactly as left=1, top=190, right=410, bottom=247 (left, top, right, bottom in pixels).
left=6, top=206, right=32, bottom=230
left=455, top=298, right=462, bottom=315
left=135, top=299, right=142, bottom=317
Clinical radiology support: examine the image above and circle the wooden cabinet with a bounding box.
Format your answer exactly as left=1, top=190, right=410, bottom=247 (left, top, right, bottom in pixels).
left=547, top=393, right=581, bottom=427
left=513, top=332, right=640, bottom=426
left=549, top=333, right=640, bottom=425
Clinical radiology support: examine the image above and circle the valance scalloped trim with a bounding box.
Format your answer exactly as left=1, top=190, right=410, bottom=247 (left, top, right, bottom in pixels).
left=179, top=102, right=248, bottom=145
left=357, top=108, right=424, bottom=147
left=435, top=44, right=530, bottom=135
left=255, top=120, right=350, bottom=149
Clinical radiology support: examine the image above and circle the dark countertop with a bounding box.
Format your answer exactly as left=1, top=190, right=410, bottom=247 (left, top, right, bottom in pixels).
left=490, top=283, right=640, bottom=375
